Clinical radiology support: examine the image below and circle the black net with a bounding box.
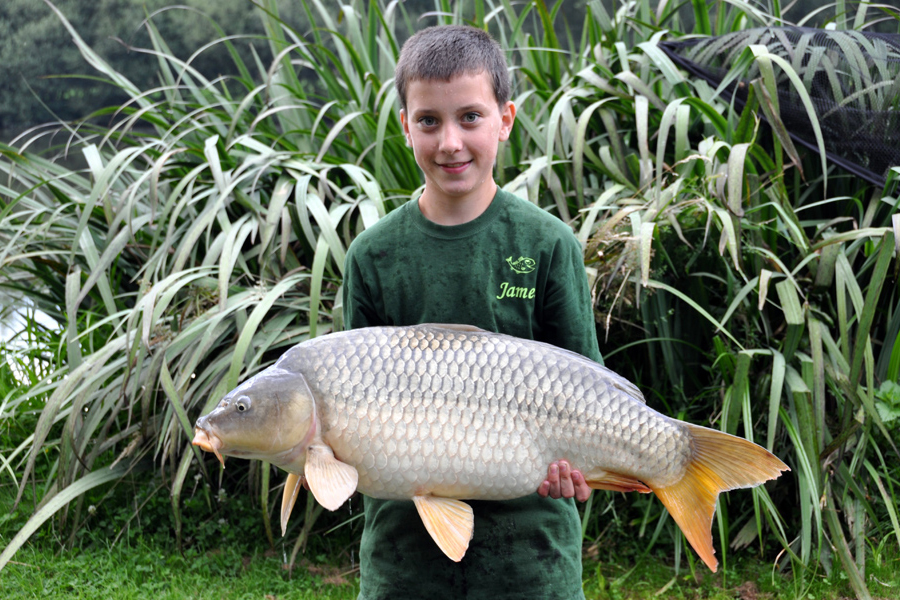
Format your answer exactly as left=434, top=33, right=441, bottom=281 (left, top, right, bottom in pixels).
left=660, top=27, right=900, bottom=187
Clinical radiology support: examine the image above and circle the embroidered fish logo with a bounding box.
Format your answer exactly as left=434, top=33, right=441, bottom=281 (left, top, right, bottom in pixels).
left=506, top=256, right=536, bottom=274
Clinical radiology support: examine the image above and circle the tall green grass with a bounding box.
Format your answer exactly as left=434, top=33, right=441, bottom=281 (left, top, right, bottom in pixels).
left=1, top=1, right=898, bottom=597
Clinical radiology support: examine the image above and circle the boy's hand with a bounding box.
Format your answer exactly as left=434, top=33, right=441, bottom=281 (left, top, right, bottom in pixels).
left=538, top=460, right=592, bottom=502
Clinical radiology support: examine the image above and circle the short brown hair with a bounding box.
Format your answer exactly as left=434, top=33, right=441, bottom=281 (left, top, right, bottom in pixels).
left=395, top=25, right=511, bottom=110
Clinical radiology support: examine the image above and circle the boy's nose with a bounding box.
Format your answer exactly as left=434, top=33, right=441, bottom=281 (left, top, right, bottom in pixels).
left=439, top=125, right=464, bottom=154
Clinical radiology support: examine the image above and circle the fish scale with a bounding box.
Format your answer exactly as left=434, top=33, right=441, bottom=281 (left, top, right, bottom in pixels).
left=193, top=323, right=789, bottom=570
left=282, top=326, right=689, bottom=500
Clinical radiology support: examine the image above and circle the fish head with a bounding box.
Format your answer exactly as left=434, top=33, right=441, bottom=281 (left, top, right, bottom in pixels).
left=192, top=366, right=316, bottom=471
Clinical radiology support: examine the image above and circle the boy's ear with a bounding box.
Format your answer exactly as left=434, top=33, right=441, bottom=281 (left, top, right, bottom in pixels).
left=498, top=101, right=516, bottom=142
left=400, top=109, right=412, bottom=146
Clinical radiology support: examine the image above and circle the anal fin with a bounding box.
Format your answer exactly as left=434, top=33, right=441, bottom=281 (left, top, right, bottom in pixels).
left=305, top=444, right=359, bottom=511
left=583, top=468, right=652, bottom=493
left=412, top=495, right=474, bottom=562
left=280, top=473, right=304, bottom=536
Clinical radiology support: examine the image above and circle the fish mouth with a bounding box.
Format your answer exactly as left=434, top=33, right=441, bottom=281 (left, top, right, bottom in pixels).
left=192, top=427, right=225, bottom=467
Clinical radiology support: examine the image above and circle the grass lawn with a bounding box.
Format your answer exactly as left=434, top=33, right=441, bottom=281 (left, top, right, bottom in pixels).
left=3, top=533, right=898, bottom=600
left=583, top=555, right=900, bottom=600
left=1, top=475, right=897, bottom=599
left=1, top=541, right=360, bottom=600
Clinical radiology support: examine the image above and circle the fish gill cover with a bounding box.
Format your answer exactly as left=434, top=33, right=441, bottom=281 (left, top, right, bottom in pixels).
left=659, top=27, right=900, bottom=187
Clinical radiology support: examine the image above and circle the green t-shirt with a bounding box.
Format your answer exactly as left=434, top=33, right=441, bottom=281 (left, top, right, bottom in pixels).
left=342, top=188, right=602, bottom=600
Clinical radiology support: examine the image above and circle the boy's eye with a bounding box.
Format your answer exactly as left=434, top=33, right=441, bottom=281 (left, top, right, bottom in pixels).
left=419, top=116, right=437, bottom=127
left=462, top=112, right=480, bottom=123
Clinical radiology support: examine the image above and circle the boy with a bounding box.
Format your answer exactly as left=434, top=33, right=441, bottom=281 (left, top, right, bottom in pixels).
left=342, top=25, right=601, bottom=600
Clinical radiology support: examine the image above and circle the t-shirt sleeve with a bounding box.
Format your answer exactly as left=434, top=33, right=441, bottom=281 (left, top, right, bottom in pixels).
left=540, top=233, right=604, bottom=364
left=342, top=240, right=386, bottom=329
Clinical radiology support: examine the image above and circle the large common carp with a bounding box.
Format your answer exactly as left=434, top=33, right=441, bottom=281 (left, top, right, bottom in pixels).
left=192, top=324, right=788, bottom=571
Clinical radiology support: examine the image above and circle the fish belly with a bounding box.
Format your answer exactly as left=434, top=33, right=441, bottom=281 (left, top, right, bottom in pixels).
left=286, top=325, right=692, bottom=500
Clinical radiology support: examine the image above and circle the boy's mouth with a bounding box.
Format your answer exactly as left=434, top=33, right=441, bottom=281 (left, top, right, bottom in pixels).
left=439, top=160, right=471, bottom=174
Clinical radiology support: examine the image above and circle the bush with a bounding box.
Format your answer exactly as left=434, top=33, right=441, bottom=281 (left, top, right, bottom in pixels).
left=1, top=2, right=898, bottom=599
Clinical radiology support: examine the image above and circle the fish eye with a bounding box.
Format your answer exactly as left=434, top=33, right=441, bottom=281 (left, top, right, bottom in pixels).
left=236, top=397, right=251, bottom=412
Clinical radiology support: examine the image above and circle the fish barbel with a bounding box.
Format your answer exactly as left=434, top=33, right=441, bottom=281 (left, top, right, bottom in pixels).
left=192, top=324, right=788, bottom=570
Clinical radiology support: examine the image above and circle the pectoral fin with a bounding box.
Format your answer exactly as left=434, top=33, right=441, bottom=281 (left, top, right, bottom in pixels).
left=280, top=473, right=304, bottom=536
left=304, top=444, right=359, bottom=511
left=583, top=468, right=652, bottom=493
left=412, top=495, right=474, bottom=562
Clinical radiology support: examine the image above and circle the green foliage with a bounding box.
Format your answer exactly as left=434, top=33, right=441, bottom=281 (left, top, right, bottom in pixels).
left=875, top=380, right=900, bottom=424
left=1, top=1, right=899, bottom=598
left=1, top=0, right=264, bottom=130
left=1, top=539, right=360, bottom=599
left=0, top=0, right=595, bottom=133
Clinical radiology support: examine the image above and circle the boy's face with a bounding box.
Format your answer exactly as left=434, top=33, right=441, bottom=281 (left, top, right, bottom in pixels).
left=400, top=71, right=515, bottom=213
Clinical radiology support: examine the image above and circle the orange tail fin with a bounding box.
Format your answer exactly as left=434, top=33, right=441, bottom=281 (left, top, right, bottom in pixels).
left=651, top=423, right=789, bottom=572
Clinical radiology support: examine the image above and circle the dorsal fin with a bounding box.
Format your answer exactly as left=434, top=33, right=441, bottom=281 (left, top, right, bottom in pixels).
left=417, top=323, right=490, bottom=334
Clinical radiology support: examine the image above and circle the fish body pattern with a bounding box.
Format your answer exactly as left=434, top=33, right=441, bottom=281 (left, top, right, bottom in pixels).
left=193, top=324, right=788, bottom=570
left=283, top=325, right=685, bottom=499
